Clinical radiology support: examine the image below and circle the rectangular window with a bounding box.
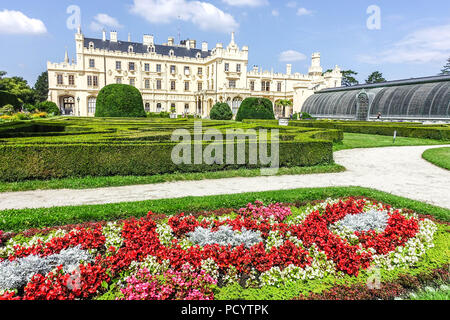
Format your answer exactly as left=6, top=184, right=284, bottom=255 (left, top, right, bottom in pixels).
left=145, top=79, right=150, bottom=89
left=145, top=63, right=150, bottom=72
left=250, top=81, right=255, bottom=91
left=57, top=74, right=64, bottom=85
left=184, top=66, right=190, bottom=75
left=266, top=81, right=270, bottom=92
left=89, top=59, right=95, bottom=68
left=277, top=82, right=282, bottom=92
left=224, top=63, right=229, bottom=72
left=156, top=79, right=162, bottom=90
left=170, top=65, right=176, bottom=74
left=184, top=81, right=190, bottom=91
left=130, top=78, right=135, bottom=86
left=236, top=64, right=241, bottom=72
left=198, top=68, right=202, bottom=75
left=116, top=61, right=121, bottom=70
left=68, top=75, right=75, bottom=86
left=116, top=77, right=122, bottom=84
left=156, top=64, right=162, bottom=72
left=198, top=82, right=202, bottom=91
left=93, top=76, right=98, bottom=87
left=171, top=80, right=176, bottom=91
left=87, top=75, right=92, bottom=86
left=229, top=80, right=236, bottom=88
left=129, top=62, right=135, bottom=71
left=184, top=104, right=190, bottom=113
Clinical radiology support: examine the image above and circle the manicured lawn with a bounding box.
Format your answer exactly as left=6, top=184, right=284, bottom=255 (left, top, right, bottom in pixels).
left=422, top=147, right=450, bottom=170
left=0, top=186, right=448, bottom=233
left=0, top=164, right=345, bottom=193
left=333, top=133, right=447, bottom=152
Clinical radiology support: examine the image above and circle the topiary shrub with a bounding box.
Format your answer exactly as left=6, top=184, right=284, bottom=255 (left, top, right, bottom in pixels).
left=210, top=102, right=233, bottom=120
left=36, top=101, right=60, bottom=115
left=0, top=104, right=15, bottom=115
left=235, top=97, right=275, bottom=122
left=95, top=84, right=146, bottom=118
left=0, top=91, right=21, bottom=111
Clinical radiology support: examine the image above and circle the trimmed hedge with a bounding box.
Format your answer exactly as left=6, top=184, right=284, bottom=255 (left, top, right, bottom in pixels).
left=246, top=119, right=450, bottom=141
left=210, top=103, right=233, bottom=120
left=0, top=91, right=21, bottom=111
left=236, top=98, right=275, bottom=122
left=36, top=101, right=60, bottom=115
left=95, top=84, right=146, bottom=118
left=0, top=118, right=339, bottom=181
left=0, top=140, right=332, bottom=181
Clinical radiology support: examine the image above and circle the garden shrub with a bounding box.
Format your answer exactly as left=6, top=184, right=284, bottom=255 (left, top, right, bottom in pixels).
left=23, top=104, right=37, bottom=113
left=0, top=104, right=15, bottom=115
left=0, top=91, right=21, bottom=111
left=36, top=101, right=60, bottom=115
left=235, top=98, right=275, bottom=122
left=95, top=84, right=146, bottom=118
left=210, top=103, right=233, bottom=120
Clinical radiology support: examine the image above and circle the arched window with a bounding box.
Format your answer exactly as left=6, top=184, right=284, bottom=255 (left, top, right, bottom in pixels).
left=88, top=97, right=96, bottom=114
left=145, top=103, right=150, bottom=112
left=128, top=45, right=134, bottom=53
left=232, top=97, right=242, bottom=115
left=148, top=45, right=155, bottom=53
left=156, top=103, right=162, bottom=113
left=196, top=52, right=201, bottom=59
left=89, top=42, right=94, bottom=49
left=169, top=49, right=174, bottom=57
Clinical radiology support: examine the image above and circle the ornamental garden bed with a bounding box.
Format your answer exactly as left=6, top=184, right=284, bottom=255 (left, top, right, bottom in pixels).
left=0, top=197, right=448, bottom=300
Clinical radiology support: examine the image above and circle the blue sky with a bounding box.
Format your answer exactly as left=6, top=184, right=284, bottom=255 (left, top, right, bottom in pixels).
left=1, top=0, right=449, bottom=86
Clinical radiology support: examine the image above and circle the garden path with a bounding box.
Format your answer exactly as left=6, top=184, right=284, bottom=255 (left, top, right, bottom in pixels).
left=0, top=145, right=449, bottom=210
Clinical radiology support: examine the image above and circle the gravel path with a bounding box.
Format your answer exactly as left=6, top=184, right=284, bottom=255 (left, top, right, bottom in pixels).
left=0, top=145, right=449, bottom=210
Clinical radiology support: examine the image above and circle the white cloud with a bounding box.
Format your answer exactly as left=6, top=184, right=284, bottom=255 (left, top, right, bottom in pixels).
left=90, top=14, right=123, bottom=32
left=0, top=10, right=47, bottom=35
left=297, top=8, right=313, bottom=16
left=279, top=50, right=306, bottom=62
left=286, top=1, right=297, bottom=8
left=358, top=24, right=450, bottom=64
left=130, top=0, right=239, bottom=33
left=222, top=0, right=268, bottom=6
left=271, top=9, right=279, bottom=17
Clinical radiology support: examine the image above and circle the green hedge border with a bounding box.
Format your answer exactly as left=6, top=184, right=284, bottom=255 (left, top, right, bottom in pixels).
left=1, top=186, right=448, bottom=232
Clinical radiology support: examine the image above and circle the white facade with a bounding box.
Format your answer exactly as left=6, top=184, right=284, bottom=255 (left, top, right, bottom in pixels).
left=47, top=28, right=342, bottom=118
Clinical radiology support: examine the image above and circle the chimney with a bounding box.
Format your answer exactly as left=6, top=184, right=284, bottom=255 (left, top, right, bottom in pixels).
left=202, top=41, right=208, bottom=52
left=143, top=35, right=154, bottom=46
left=110, top=31, right=118, bottom=43
left=168, top=37, right=174, bottom=46
left=102, top=29, right=106, bottom=41
left=286, top=64, right=292, bottom=75
left=190, top=40, right=196, bottom=49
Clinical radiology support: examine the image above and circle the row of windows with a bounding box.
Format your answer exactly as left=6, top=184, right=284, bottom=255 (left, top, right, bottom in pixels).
left=143, top=103, right=198, bottom=113
left=57, top=74, right=76, bottom=86
left=224, top=63, right=241, bottom=73
left=249, top=80, right=283, bottom=92
left=117, top=78, right=209, bottom=91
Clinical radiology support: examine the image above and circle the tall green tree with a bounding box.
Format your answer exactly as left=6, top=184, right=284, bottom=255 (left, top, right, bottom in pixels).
left=324, top=69, right=359, bottom=87
left=0, top=71, right=6, bottom=79
left=440, top=58, right=450, bottom=75
left=34, top=71, right=49, bottom=104
left=0, top=75, right=35, bottom=105
left=366, top=71, right=386, bottom=84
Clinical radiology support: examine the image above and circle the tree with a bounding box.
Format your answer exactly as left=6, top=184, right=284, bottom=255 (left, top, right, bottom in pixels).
left=95, top=84, right=146, bottom=118
left=34, top=71, right=49, bottom=104
left=235, top=97, right=275, bottom=122
left=0, top=71, right=6, bottom=79
left=440, top=57, right=450, bottom=75
left=366, top=71, right=386, bottom=84
left=0, top=75, right=34, bottom=105
left=324, top=69, right=359, bottom=87
left=275, top=99, right=293, bottom=118
left=210, top=102, right=233, bottom=120
left=36, top=101, right=60, bottom=115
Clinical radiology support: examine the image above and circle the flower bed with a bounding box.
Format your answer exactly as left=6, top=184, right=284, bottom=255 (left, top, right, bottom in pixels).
left=0, top=198, right=447, bottom=300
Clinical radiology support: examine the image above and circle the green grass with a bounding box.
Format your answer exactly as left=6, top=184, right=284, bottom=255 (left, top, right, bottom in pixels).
left=407, top=286, right=450, bottom=300
left=1, top=186, right=448, bottom=233
left=422, top=147, right=450, bottom=170
left=333, top=133, right=447, bottom=152
left=0, top=164, right=345, bottom=193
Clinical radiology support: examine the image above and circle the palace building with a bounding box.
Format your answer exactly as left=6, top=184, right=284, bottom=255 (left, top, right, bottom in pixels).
left=47, top=27, right=342, bottom=117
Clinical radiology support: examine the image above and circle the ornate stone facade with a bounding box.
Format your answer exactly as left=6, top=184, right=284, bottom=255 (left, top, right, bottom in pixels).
left=47, top=28, right=342, bottom=117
